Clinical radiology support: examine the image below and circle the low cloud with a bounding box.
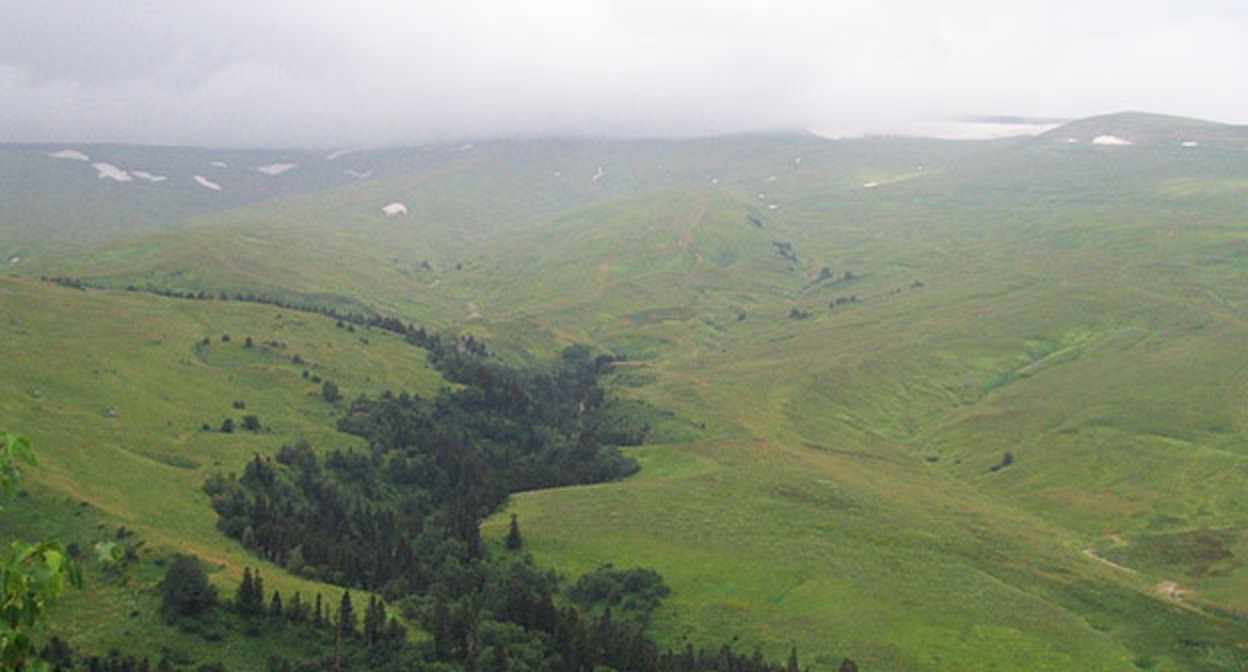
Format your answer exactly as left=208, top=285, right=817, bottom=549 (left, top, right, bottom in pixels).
left=2, top=0, right=1247, bottom=147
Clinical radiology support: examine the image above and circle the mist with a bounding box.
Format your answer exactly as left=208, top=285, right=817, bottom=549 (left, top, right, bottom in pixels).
left=3, top=0, right=1247, bottom=148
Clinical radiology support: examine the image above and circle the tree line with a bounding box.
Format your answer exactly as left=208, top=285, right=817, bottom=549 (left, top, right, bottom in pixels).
left=194, top=343, right=848, bottom=671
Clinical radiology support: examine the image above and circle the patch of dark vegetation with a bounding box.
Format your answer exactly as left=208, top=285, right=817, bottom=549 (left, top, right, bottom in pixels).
left=42, top=276, right=88, bottom=290
left=828, top=296, right=860, bottom=309
left=209, top=345, right=641, bottom=594
left=772, top=241, right=798, bottom=264
left=789, top=307, right=811, bottom=320
left=567, top=566, right=669, bottom=627
left=1118, top=529, right=1239, bottom=577
left=989, top=451, right=1014, bottom=472
left=153, top=454, right=200, bottom=470
left=111, top=281, right=409, bottom=336
left=198, top=343, right=822, bottom=672
left=747, top=215, right=764, bottom=228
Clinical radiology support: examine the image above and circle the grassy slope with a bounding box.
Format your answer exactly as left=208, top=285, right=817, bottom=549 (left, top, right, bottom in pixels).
left=472, top=138, right=1248, bottom=669
left=5, top=122, right=1248, bottom=669
left=0, top=276, right=443, bottom=666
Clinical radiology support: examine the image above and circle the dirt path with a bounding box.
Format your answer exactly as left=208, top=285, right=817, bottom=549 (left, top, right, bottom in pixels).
left=1081, top=547, right=1136, bottom=573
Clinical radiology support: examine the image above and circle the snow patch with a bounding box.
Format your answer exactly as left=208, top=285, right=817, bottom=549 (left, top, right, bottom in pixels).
left=767, top=175, right=777, bottom=182
left=767, top=204, right=779, bottom=210
left=257, top=163, right=297, bottom=176
left=458, top=143, right=474, bottom=151
left=757, top=193, right=766, bottom=199
left=194, top=175, right=222, bottom=191
left=132, top=171, right=167, bottom=183
left=382, top=202, right=408, bottom=216
left=48, top=149, right=89, bottom=161
left=344, top=169, right=372, bottom=180
left=710, top=178, right=719, bottom=184
left=1092, top=135, right=1133, bottom=146
left=1063, top=137, right=1080, bottom=144
left=325, top=148, right=356, bottom=160
left=592, top=166, right=605, bottom=182
left=210, top=161, right=228, bottom=168
left=92, top=162, right=132, bottom=182
left=7, top=256, right=21, bottom=265
left=794, top=156, right=803, bottom=165
left=863, top=182, right=880, bottom=189
left=1181, top=140, right=1200, bottom=148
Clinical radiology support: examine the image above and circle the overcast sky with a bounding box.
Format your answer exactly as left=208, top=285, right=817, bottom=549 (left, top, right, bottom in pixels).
left=2, top=0, right=1247, bottom=147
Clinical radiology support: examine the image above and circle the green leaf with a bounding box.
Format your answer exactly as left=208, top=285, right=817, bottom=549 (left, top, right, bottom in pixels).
left=91, top=541, right=123, bottom=565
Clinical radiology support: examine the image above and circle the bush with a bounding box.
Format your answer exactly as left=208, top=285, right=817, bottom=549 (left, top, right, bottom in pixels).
left=160, top=554, right=218, bottom=622
left=567, top=567, right=669, bottom=624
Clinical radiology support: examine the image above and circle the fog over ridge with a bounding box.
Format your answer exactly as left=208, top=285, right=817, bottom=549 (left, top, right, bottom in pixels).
left=2, top=0, right=1247, bottom=147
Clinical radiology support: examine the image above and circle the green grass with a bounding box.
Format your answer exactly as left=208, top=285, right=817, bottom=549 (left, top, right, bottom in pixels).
left=0, top=276, right=443, bottom=665
left=5, top=123, right=1248, bottom=669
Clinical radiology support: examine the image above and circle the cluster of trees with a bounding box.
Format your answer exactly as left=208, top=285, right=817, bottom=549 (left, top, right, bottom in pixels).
left=207, top=345, right=640, bottom=595
left=6, top=329, right=851, bottom=669
left=42, top=276, right=88, bottom=290
left=234, top=567, right=406, bottom=650
left=124, top=285, right=425, bottom=340
left=566, top=566, right=669, bottom=626
left=204, top=415, right=262, bottom=434
left=196, top=344, right=832, bottom=671
left=814, top=268, right=856, bottom=284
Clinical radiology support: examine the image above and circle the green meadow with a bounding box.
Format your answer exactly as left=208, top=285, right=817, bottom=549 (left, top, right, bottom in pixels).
left=4, top=112, right=1248, bottom=669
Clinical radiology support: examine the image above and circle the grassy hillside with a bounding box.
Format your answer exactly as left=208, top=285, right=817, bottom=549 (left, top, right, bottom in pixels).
left=5, top=118, right=1248, bottom=669
left=0, top=276, right=444, bottom=667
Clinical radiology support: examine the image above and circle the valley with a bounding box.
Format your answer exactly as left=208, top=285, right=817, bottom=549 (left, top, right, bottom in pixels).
left=4, top=112, right=1248, bottom=670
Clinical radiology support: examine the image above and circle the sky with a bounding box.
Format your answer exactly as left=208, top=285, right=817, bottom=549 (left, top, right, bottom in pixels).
left=2, top=0, right=1248, bottom=148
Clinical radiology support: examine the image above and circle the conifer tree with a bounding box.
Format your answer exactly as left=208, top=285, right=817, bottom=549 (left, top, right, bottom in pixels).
left=338, top=590, right=357, bottom=638
left=252, top=569, right=265, bottom=615
left=505, top=513, right=523, bottom=551
left=287, top=592, right=305, bottom=624
left=363, top=595, right=380, bottom=647
left=236, top=568, right=255, bottom=615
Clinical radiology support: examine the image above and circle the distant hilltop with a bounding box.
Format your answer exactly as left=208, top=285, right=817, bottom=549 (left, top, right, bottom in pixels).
left=1035, top=111, right=1248, bottom=148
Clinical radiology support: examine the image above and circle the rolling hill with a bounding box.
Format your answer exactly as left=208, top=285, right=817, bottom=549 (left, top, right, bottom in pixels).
left=4, top=113, right=1248, bottom=670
